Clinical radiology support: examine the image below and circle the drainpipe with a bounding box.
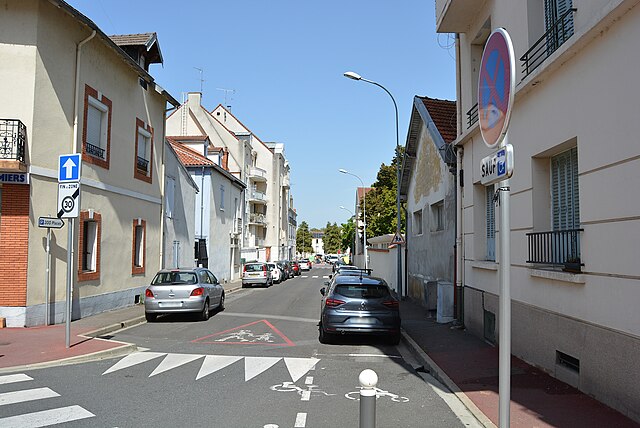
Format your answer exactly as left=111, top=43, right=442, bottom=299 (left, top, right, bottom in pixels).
left=456, top=147, right=464, bottom=324
left=72, top=30, right=96, bottom=153
left=403, top=204, right=409, bottom=298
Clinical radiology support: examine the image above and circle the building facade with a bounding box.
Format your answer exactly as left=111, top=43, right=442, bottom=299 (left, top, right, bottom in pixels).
left=437, top=0, right=640, bottom=420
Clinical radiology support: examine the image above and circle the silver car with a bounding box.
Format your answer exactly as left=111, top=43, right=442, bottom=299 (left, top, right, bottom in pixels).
left=144, top=268, right=224, bottom=322
left=242, top=262, right=273, bottom=288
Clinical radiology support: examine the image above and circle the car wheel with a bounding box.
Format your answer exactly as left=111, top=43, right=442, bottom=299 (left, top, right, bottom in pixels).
left=199, top=300, right=210, bottom=321
left=217, top=293, right=225, bottom=312
left=319, top=325, right=333, bottom=344
left=145, top=312, right=157, bottom=322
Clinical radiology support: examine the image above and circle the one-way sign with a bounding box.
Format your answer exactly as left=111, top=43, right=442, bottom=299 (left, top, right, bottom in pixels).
left=58, top=153, right=81, bottom=183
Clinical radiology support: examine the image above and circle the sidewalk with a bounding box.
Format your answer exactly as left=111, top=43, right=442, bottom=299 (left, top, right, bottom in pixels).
left=1, top=281, right=638, bottom=427
left=399, top=298, right=639, bottom=428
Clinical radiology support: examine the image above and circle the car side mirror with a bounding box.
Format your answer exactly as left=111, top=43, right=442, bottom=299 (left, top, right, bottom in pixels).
left=329, top=274, right=333, bottom=279
left=320, top=287, right=326, bottom=296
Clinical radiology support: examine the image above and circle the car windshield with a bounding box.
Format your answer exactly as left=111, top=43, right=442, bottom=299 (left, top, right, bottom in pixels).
left=268, top=264, right=276, bottom=269
left=151, top=272, right=198, bottom=285
left=335, top=284, right=390, bottom=299
left=245, top=264, right=264, bottom=272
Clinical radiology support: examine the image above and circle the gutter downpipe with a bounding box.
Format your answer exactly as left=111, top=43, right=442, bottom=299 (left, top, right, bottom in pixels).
left=66, top=29, right=95, bottom=347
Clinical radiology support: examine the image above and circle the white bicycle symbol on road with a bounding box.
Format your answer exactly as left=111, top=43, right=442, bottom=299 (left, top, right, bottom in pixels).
left=345, top=387, right=409, bottom=403
left=270, top=381, right=335, bottom=398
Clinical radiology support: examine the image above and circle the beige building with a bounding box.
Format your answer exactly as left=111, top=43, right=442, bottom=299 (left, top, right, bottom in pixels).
left=437, top=0, right=640, bottom=420
left=0, top=0, right=178, bottom=326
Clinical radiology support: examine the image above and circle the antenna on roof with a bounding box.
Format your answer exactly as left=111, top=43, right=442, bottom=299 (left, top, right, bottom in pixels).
left=194, top=67, right=205, bottom=94
left=216, top=88, right=235, bottom=110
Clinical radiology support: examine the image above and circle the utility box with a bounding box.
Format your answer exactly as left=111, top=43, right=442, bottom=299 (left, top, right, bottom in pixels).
left=437, top=281, right=455, bottom=323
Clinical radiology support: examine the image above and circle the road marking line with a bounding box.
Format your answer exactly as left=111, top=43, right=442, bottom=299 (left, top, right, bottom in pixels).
left=312, top=275, right=319, bottom=278
left=294, top=412, right=307, bottom=427
left=305, top=376, right=313, bottom=385
left=284, top=358, right=320, bottom=382
left=196, top=355, right=242, bottom=380
left=0, top=387, right=59, bottom=406
left=0, top=374, right=32, bottom=385
left=301, top=390, right=311, bottom=401
left=102, top=351, right=166, bottom=375
left=244, top=357, right=281, bottom=381
left=219, top=312, right=317, bottom=323
left=0, top=405, right=94, bottom=428
left=149, top=353, right=204, bottom=377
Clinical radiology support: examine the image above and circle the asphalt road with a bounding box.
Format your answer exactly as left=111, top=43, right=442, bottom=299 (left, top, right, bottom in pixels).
left=1, top=265, right=468, bottom=427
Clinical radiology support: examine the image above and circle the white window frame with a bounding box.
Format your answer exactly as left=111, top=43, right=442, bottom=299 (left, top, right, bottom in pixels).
left=486, top=184, right=495, bottom=261
left=87, top=96, right=108, bottom=155
left=134, top=225, right=144, bottom=268
left=83, top=220, right=98, bottom=271
left=137, top=126, right=151, bottom=175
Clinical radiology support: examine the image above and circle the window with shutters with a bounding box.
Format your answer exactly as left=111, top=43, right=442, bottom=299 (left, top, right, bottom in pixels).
left=486, top=184, right=496, bottom=261
left=551, top=147, right=580, bottom=230
left=545, top=0, right=574, bottom=49
left=82, top=85, right=111, bottom=170
left=134, top=118, right=153, bottom=183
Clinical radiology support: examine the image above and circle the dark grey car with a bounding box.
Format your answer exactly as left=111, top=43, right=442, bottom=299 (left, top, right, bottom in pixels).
left=319, top=274, right=401, bottom=345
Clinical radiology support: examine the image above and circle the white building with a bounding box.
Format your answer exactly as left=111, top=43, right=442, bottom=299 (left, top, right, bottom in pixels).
left=437, top=0, right=640, bottom=420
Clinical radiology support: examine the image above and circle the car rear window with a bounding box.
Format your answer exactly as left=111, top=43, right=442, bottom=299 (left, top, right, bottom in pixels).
left=335, top=284, right=390, bottom=299
left=152, top=272, right=197, bottom=285
left=245, top=264, right=265, bottom=272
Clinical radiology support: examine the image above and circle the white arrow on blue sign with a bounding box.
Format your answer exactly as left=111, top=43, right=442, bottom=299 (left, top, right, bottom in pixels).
left=58, top=154, right=81, bottom=183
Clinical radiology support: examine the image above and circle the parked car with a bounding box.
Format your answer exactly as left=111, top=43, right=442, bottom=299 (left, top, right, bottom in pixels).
left=291, top=261, right=301, bottom=276
left=331, top=265, right=370, bottom=278
left=277, top=260, right=294, bottom=279
left=268, top=263, right=283, bottom=284
left=242, top=262, right=273, bottom=288
left=144, top=268, right=224, bottom=322
left=319, top=274, right=400, bottom=345
left=299, top=258, right=312, bottom=271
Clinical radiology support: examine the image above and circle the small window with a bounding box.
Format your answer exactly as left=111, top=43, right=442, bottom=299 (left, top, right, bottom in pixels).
left=134, top=118, right=153, bottom=183
left=132, top=219, right=146, bottom=275
left=82, top=85, right=111, bottom=169
left=413, top=209, right=423, bottom=235
left=431, top=201, right=444, bottom=232
left=220, top=185, right=225, bottom=210
left=165, top=176, right=175, bottom=218
left=78, top=211, right=101, bottom=282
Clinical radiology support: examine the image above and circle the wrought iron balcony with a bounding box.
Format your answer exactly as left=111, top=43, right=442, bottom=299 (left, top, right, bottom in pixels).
left=137, top=156, right=149, bottom=173
left=0, top=119, right=26, bottom=169
left=466, top=103, right=478, bottom=129
left=521, top=8, right=577, bottom=79
left=526, top=228, right=584, bottom=272
left=86, top=142, right=106, bottom=159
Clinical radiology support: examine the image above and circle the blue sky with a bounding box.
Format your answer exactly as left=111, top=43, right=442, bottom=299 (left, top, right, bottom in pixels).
left=67, top=0, right=456, bottom=230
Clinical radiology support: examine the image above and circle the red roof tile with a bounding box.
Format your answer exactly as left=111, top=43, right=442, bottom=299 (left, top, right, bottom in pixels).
left=167, top=139, right=214, bottom=167
left=418, top=97, right=457, bottom=144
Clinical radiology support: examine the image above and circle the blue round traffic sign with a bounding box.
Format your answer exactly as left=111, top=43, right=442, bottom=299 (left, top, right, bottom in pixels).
left=478, top=28, right=515, bottom=148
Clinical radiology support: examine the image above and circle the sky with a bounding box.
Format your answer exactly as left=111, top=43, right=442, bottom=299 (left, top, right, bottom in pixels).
left=66, top=0, right=456, bottom=230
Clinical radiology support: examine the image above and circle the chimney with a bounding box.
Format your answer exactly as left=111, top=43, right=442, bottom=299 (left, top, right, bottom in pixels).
left=222, top=149, right=229, bottom=171
left=187, top=92, right=202, bottom=107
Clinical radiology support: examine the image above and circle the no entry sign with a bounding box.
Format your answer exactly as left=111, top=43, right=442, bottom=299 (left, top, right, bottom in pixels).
left=478, top=28, right=515, bottom=149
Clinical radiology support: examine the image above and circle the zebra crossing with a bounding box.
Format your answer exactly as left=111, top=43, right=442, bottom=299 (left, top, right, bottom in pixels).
left=103, top=351, right=320, bottom=382
left=0, top=373, right=94, bottom=427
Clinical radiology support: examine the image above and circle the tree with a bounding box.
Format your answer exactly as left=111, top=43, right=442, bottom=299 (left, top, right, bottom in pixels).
left=296, top=221, right=313, bottom=255
left=340, top=216, right=355, bottom=254
left=323, top=222, right=342, bottom=254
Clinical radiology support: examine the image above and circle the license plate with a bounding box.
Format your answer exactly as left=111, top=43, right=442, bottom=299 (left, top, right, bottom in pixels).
left=250, top=273, right=261, bottom=277
left=160, top=301, right=182, bottom=308
left=355, top=317, right=375, bottom=324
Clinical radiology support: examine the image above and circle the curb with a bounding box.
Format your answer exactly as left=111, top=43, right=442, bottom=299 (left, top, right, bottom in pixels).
left=82, top=315, right=147, bottom=338
left=401, top=329, right=497, bottom=428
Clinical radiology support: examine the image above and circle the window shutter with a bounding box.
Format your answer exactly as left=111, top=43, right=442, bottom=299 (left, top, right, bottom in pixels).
left=552, top=147, right=579, bottom=230
left=486, top=184, right=495, bottom=261
left=87, top=104, right=103, bottom=149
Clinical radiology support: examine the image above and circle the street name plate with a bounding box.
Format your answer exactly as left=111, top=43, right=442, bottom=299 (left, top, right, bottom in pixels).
left=480, top=144, right=514, bottom=186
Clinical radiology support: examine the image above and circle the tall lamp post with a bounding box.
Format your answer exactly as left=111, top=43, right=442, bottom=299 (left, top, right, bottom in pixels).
left=339, top=169, right=368, bottom=269
left=343, top=71, right=402, bottom=296
left=339, top=205, right=355, bottom=262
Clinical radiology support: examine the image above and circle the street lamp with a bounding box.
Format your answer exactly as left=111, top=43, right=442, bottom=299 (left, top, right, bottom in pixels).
left=343, top=71, right=402, bottom=296
left=340, top=206, right=355, bottom=262
left=339, top=169, right=368, bottom=269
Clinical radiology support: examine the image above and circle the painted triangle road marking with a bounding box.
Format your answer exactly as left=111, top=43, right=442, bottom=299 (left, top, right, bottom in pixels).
left=284, top=358, right=320, bottom=383
left=192, top=319, right=295, bottom=347
left=102, top=351, right=166, bottom=375
left=196, top=355, right=243, bottom=380
left=244, top=357, right=282, bottom=381
left=149, top=353, right=204, bottom=377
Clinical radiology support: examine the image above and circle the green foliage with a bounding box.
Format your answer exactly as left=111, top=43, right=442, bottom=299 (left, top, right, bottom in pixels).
left=296, top=221, right=313, bottom=254
left=323, top=222, right=342, bottom=254
left=340, top=216, right=355, bottom=253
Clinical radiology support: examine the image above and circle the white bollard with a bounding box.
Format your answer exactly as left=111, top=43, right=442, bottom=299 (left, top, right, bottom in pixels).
left=359, top=369, right=378, bottom=428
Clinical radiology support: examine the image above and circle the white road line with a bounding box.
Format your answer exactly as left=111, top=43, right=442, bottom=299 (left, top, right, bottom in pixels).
left=0, top=387, right=59, bottom=406
left=284, top=358, right=320, bottom=383
left=0, top=374, right=32, bottom=385
left=219, top=312, right=317, bottom=323
left=312, top=276, right=319, bottom=278
left=294, top=412, right=307, bottom=427
left=304, top=376, right=313, bottom=385
left=301, top=390, right=311, bottom=401
left=0, top=405, right=95, bottom=428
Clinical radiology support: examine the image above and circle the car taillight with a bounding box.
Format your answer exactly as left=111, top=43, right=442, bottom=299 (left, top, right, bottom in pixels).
left=382, top=300, right=399, bottom=309
left=325, top=298, right=345, bottom=307
left=243, top=265, right=247, bottom=272
left=145, top=289, right=154, bottom=298
left=190, top=287, right=204, bottom=296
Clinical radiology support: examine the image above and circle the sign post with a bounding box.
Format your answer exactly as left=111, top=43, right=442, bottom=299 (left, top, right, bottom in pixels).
left=58, top=154, right=81, bottom=349
left=38, top=217, right=64, bottom=325
left=478, top=27, right=515, bottom=428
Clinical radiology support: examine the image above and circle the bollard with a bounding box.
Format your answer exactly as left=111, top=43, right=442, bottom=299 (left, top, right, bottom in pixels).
left=359, top=369, right=378, bottom=428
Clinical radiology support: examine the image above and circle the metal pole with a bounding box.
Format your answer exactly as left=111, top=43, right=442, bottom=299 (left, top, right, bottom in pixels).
left=65, top=218, right=73, bottom=348
left=498, top=134, right=511, bottom=427
left=45, top=227, right=51, bottom=325
left=359, top=369, right=378, bottom=428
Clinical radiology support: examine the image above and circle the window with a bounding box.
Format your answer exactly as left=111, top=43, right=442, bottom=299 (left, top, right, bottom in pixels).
left=78, top=211, right=101, bottom=282
left=82, top=85, right=111, bottom=169
left=413, top=209, right=423, bottom=235
left=551, top=147, right=580, bottom=230
left=431, top=201, right=445, bottom=232
left=134, top=118, right=153, bottom=183
left=486, top=185, right=495, bottom=261
left=165, top=176, right=175, bottom=218
left=545, top=0, right=574, bottom=45
left=132, top=219, right=146, bottom=275
left=220, top=185, right=225, bottom=210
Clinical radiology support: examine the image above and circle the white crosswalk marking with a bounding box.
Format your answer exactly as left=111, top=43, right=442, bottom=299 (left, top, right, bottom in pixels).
left=294, top=412, right=307, bottom=427
left=0, top=405, right=94, bottom=428
left=104, top=351, right=320, bottom=382
left=0, top=387, right=59, bottom=406
left=0, top=374, right=33, bottom=385
left=312, top=275, right=319, bottom=278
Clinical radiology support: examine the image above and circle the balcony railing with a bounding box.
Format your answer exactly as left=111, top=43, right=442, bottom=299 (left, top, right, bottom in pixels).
left=526, top=228, right=584, bottom=272
left=249, top=166, right=267, bottom=181
left=137, top=156, right=149, bottom=173
left=466, top=103, right=478, bottom=129
left=0, top=119, right=26, bottom=163
left=521, top=8, right=577, bottom=79
left=249, top=190, right=267, bottom=203
left=249, top=213, right=266, bottom=225
left=86, top=142, right=106, bottom=159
